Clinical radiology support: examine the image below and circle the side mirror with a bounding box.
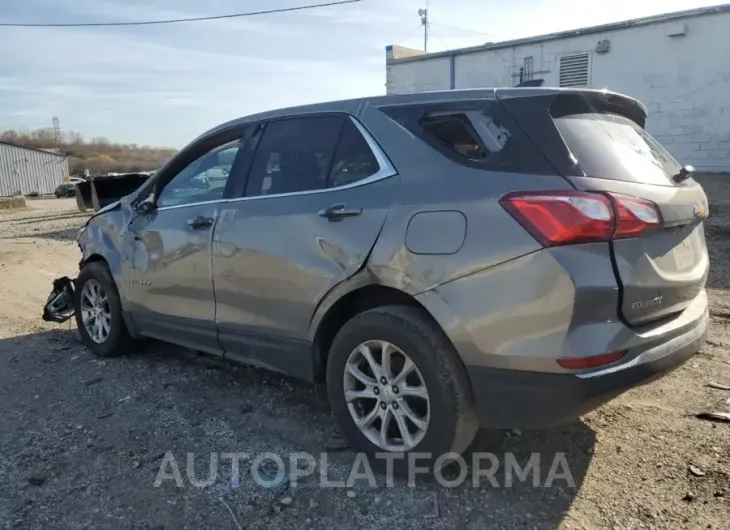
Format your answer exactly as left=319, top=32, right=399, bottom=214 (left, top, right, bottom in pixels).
left=135, top=201, right=155, bottom=215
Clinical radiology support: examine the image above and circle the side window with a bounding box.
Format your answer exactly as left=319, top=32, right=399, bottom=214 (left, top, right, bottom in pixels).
left=420, top=113, right=489, bottom=161
left=327, top=120, right=380, bottom=188
left=381, top=102, right=555, bottom=175
left=245, top=116, right=344, bottom=197
left=157, top=141, right=241, bottom=208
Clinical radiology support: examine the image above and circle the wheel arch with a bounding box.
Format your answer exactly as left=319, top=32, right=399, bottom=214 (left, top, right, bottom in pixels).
left=81, top=252, right=120, bottom=285
left=79, top=253, right=138, bottom=337
left=83, top=253, right=108, bottom=266
left=310, top=279, right=449, bottom=381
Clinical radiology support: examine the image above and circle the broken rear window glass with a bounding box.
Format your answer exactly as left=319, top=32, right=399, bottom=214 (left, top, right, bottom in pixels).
left=420, top=113, right=488, bottom=161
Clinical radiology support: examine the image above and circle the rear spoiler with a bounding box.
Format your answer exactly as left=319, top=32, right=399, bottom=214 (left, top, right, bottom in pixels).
left=496, top=88, right=647, bottom=127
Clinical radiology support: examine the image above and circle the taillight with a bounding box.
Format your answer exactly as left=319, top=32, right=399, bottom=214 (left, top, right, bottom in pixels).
left=500, top=191, right=662, bottom=246
left=611, top=193, right=662, bottom=238
left=500, top=191, right=614, bottom=246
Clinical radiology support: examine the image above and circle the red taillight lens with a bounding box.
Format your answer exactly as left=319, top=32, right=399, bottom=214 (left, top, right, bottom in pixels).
left=557, top=351, right=626, bottom=369
left=500, top=191, right=614, bottom=246
left=500, top=191, right=662, bottom=246
left=611, top=193, right=662, bottom=238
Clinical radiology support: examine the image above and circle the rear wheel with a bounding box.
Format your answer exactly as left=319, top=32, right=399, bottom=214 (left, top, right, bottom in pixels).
left=326, top=305, right=478, bottom=473
left=74, top=262, right=134, bottom=357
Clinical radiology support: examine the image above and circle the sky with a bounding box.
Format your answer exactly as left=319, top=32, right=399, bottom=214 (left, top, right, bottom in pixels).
left=0, top=0, right=723, bottom=147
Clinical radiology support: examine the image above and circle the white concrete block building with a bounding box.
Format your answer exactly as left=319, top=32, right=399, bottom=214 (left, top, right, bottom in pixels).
left=386, top=4, right=730, bottom=172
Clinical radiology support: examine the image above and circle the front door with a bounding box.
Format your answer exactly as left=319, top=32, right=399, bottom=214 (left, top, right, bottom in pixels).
left=212, top=115, right=398, bottom=377
left=125, top=136, right=245, bottom=353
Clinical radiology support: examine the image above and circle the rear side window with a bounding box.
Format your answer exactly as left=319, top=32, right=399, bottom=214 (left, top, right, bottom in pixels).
left=554, top=112, right=681, bottom=186
left=420, top=114, right=487, bottom=161
left=328, top=120, right=380, bottom=188
left=380, top=101, right=555, bottom=175
left=245, top=116, right=344, bottom=197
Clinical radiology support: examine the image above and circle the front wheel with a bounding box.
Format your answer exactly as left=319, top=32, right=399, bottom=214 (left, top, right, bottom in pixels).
left=74, top=262, right=134, bottom=357
left=326, top=305, right=478, bottom=474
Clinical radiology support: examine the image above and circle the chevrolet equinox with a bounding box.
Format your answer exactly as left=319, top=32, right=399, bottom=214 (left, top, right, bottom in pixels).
left=44, top=88, right=709, bottom=467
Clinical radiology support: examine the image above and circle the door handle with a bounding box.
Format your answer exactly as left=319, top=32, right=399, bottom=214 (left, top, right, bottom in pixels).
left=187, top=216, right=214, bottom=230
left=318, top=204, right=363, bottom=221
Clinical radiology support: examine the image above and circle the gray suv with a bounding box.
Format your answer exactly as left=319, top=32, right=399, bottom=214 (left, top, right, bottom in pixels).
left=44, top=88, right=709, bottom=466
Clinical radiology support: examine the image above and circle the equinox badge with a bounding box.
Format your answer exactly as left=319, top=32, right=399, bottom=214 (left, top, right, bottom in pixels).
left=632, top=296, right=663, bottom=310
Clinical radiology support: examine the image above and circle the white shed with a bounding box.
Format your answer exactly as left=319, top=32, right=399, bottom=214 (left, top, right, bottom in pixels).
left=0, top=141, right=69, bottom=196
left=386, top=4, right=730, bottom=172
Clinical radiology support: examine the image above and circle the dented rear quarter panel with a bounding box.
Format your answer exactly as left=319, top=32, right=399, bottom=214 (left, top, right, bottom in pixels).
left=357, top=101, right=569, bottom=294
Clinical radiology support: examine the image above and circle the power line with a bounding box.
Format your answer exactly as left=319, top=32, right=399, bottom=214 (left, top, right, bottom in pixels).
left=429, top=22, right=492, bottom=37
left=0, top=0, right=361, bottom=27
left=428, top=28, right=449, bottom=51
left=401, top=23, right=426, bottom=44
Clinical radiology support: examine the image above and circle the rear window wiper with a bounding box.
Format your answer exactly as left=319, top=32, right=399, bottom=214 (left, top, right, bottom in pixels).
left=672, top=165, right=695, bottom=183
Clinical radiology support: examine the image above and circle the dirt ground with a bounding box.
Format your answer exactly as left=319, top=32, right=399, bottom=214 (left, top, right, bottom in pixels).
left=0, top=183, right=728, bottom=530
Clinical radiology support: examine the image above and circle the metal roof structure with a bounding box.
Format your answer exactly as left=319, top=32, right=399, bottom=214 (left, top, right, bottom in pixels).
left=0, top=140, right=67, bottom=158
left=386, top=3, right=730, bottom=64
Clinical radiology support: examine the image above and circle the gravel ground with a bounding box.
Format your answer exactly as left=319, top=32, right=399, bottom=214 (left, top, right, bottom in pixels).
left=0, top=182, right=729, bottom=530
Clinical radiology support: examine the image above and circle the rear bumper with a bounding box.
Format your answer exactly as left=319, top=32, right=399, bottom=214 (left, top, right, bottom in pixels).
left=466, top=308, right=708, bottom=429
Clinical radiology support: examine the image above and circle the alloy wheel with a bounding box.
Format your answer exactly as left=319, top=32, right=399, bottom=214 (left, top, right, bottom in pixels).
left=80, top=280, right=111, bottom=344
left=343, top=340, right=430, bottom=452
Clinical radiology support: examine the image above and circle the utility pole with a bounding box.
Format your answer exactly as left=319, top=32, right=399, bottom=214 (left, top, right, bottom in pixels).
left=418, top=7, right=429, bottom=52
left=52, top=116, right=61, bottom=151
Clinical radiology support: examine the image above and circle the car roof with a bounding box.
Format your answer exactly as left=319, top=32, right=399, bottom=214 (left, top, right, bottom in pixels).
left=200, top=87, right=643, bottom=140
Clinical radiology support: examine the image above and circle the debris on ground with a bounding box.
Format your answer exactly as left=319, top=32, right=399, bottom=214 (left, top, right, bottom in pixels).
left=219, top=498, right=243, bottom=530
left=707, top=381, right=730, bottom=391
left=696, top=411, right=730, bottom=423
left=27, top=473, right=47, bottom=487
left=688, top=465, right=706, bottom=477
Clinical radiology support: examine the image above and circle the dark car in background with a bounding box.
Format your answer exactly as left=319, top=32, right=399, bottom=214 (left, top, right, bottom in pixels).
left=54, top=181, right=78, bottom=198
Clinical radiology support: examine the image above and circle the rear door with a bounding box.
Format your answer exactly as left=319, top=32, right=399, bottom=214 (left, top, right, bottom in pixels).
left=212, top=114, right=398, bottom=377
left=500, top=91, right=709, bottom=326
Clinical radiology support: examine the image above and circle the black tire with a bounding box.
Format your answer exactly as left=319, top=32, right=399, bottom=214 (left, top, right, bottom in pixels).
left=73, top=261, right=134, bottom=357
left=326, top=305, right=478, bottom=474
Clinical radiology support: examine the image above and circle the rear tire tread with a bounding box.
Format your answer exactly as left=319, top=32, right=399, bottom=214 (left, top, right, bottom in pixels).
left=326, top=304, right=478, bottom=472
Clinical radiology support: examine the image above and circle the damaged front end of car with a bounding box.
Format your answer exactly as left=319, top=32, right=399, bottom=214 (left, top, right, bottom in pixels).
left=42, top=225, right=90, bottom=323
left=42, top=195, right=127, bottom=324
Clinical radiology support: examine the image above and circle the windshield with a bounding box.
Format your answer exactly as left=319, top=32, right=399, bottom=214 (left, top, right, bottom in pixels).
left=554, top=113, right=682, bottom=186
